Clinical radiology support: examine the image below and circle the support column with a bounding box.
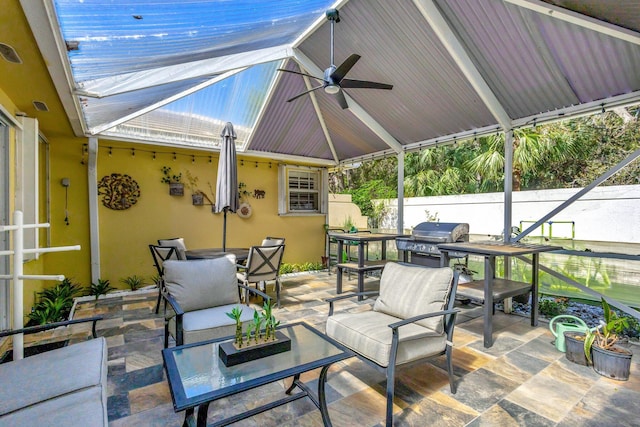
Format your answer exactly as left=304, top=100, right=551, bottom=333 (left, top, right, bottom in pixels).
left=397, top=152, right=405, bottom=234
left=88, top=138, right=100, bottom=284
left=503, top=130, right=514, bottom=313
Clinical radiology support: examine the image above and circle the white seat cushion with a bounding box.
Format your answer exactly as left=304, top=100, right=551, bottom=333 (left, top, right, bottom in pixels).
left=326, top=310, right=444, bottom=367
left=168, top=303, right=257, bottom=344
left=373, top=263, right=453, bottom=333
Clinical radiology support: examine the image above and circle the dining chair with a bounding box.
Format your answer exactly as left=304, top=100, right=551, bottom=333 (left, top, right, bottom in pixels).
left=237, top=244, right=285, bottom=307
left=157, top=237, right=187, bottom=260
left=261, top=236, right=285, bottom=246
left=162, top=255, right=269, bottom=347
left=326, top=262, right=460, bottom=427
left=149, top=244, right=181, bottom=314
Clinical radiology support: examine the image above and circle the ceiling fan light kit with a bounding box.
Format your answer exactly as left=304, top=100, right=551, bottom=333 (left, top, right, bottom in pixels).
left=279, top=8, right=392, bottom=109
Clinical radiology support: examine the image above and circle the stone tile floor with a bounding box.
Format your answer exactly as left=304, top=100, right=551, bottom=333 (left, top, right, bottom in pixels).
left=66, top=271, right=639, bottom=426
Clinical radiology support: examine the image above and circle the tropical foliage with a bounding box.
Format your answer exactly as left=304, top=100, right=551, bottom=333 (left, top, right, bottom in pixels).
left=28, top=278, right=85, bottom=325
left=330, top=109, right=640, bottom=212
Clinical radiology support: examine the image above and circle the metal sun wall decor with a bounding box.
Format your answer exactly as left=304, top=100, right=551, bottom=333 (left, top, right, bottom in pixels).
left=98, top=173, right=141, bottom=210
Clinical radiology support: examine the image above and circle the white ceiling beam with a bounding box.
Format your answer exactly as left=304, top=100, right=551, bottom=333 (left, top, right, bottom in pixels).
left=511, top=90, right=640, bottom=129
left=89, top=68, right=246, bottom=135
left=413, top=0, right=512, bottom=130
left=77, top=45, right=294, bottom=98
left=20, top=0, right=86, bottom=136
left=504, top=0, right=640, bottom=46
left=305, top=75, right=340, bottom=164
left=293, top=49, right=403, bottom=153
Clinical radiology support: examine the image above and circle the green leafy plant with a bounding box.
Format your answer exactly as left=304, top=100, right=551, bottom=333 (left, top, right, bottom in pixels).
left=262, top=300, right=280, bottom=341
left=161, top=166, right=182, bottom=184
left=251, top=310, right=264, bottom=344
left=538, top=297, right=568, bottom=317
left=89, top=279, right=116, bottom=300
left=226, top=306, right=244, bottom=348
left=120, top=275, right=146, bottom=291
left=584, top=298, right=630, bottom=363
left=28, top=278, right=85, bottom=324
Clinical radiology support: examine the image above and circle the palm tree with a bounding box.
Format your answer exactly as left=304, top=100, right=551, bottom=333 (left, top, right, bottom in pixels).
left=465, top=128, right=585, bottom=191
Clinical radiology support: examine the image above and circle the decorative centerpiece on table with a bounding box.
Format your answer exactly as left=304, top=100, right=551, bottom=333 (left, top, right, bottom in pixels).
left=219, top=301, right=290, bottom=366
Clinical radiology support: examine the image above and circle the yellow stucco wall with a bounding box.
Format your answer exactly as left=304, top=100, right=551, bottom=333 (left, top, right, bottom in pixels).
left=56, top=138, right=326, bottom=290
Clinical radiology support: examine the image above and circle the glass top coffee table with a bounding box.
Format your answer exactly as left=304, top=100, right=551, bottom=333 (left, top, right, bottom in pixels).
left=162, top=322, right=355, bottom=427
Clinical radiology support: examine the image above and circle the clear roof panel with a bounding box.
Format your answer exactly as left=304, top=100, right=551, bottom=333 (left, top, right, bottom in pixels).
left=54, top=0, right=335, bottom=81
left=53, top=0, right=336, bottom=149
left=101, top=61, right=281, bottom=149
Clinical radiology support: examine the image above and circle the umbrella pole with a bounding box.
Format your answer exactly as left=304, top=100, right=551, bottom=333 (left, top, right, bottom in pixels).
left=222, top=208, right=227, bottom=251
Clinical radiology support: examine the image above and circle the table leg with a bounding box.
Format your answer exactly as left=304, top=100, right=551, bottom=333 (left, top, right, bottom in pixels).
left=318, top=364, right=333, bottom=427
left=483, top=256, right=495, bottom=348
left=196, top=403, right=210, bottom=427
left=183, top=408, right=195, bottom=427
left=357, top=271, right=365, bottom=301
left=336, top=240, right=344, bottom=294
left=531, top=253, right=539, bottom=327
left=357, top=243, right=365, bottom=301
left=285, top=373, right=301, bottom=394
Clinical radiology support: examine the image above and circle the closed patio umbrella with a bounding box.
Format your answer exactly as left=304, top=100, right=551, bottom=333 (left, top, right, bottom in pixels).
left=215, top=122, right=240, bottom=251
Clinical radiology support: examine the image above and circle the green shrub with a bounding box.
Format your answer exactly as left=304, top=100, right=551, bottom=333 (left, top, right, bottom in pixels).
left=120, top=275, right=146, bottom=291
left=538, top=296, right=568, bottom=317
left=28, top=278, right=84, bottom=325
left=89, top=279, right=116, bottom=300
left=279, top=262, right=324, bottom=275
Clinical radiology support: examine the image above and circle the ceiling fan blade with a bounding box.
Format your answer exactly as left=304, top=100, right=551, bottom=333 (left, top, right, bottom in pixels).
left=330, top=54, right=361, bottom=83
left=286, top=85, right=324, bottom=103
left=277, top=69, right=323, bottom=81
left=340, top=79, right=393, bottom=90
left=334, top=90, right=349, bottom=109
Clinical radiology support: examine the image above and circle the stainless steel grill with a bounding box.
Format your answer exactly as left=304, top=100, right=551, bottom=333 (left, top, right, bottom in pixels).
left=396, top=222, right=469, bottom=267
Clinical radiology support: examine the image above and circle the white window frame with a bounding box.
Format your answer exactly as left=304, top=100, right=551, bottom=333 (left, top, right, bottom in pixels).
left=278, top=165, right=327, bottom=215
left=16, top=117, right=39, bottom=260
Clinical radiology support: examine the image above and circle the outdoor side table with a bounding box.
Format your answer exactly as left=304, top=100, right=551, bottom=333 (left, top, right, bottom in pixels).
left=329, top=232, right=408, bottom=300
left=438, top=241, right=558, bottom=348
left=162, top=322, right=355, bottom=427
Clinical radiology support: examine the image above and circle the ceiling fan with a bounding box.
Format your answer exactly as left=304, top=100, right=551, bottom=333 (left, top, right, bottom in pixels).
left=278, top=8, right=393, bottom=109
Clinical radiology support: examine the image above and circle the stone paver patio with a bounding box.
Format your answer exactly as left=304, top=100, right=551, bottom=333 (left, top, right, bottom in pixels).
left=66, top=270, right=639, bottom=426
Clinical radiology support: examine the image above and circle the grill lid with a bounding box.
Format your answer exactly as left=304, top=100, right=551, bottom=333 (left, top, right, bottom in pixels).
left=411, top=222, right=469, bottom=243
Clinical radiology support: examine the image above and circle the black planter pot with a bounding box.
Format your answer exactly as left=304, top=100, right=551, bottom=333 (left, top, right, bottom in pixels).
left=564, top=331, right=588, bottom=366
left=591, top=345, right=633, bottom=381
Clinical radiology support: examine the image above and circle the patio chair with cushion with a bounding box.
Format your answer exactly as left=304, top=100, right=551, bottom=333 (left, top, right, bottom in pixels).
left=157, top=237, right=187, bottom=260
left=326, top=262, right=460, bottom=427
left=162, top=254, right=269, bottom=347
left=261, top=236, right=285, bottom=246
left=237, top=244, right=285, bottom=307
left=149, top=244, right=181, bottom=314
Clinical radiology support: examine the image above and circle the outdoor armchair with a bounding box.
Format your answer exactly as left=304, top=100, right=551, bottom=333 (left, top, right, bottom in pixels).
left=162, top=255, right=269, bottom=347
left=261, top=236, right=285, bottom=246
left=157, top=237, right=187, bottom=260
left=237, top=244, right=285, bottom=307
left=326, top=262, right=460, bottom=427
left=149, top=244, right=181, bottom=314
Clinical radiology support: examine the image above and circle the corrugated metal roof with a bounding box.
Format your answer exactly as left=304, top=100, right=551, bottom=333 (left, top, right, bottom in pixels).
left=24, top=0, right=640, bottom=165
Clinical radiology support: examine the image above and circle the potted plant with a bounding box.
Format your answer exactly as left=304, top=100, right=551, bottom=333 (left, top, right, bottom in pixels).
left=161, top=166, right=184, bottom=196
left=184, top=170, right=214, bottom=206
left=226, top=306, right=244, bottom=348
left=584, top=298, right=633, bottom=380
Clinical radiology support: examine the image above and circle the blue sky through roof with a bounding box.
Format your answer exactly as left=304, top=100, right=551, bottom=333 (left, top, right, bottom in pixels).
left=160, top=61, right=281, bottom=128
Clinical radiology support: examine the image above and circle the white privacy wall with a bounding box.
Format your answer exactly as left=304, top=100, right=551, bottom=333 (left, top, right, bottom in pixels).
left=378, top=185, right=640, bottom=244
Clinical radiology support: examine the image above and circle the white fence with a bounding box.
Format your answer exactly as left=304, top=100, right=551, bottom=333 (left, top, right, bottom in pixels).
left=378, top=184, right=640, bottom=244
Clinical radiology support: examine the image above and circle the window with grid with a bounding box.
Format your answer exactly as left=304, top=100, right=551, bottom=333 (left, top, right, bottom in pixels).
left=278, top=165, right=326, bottom=215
